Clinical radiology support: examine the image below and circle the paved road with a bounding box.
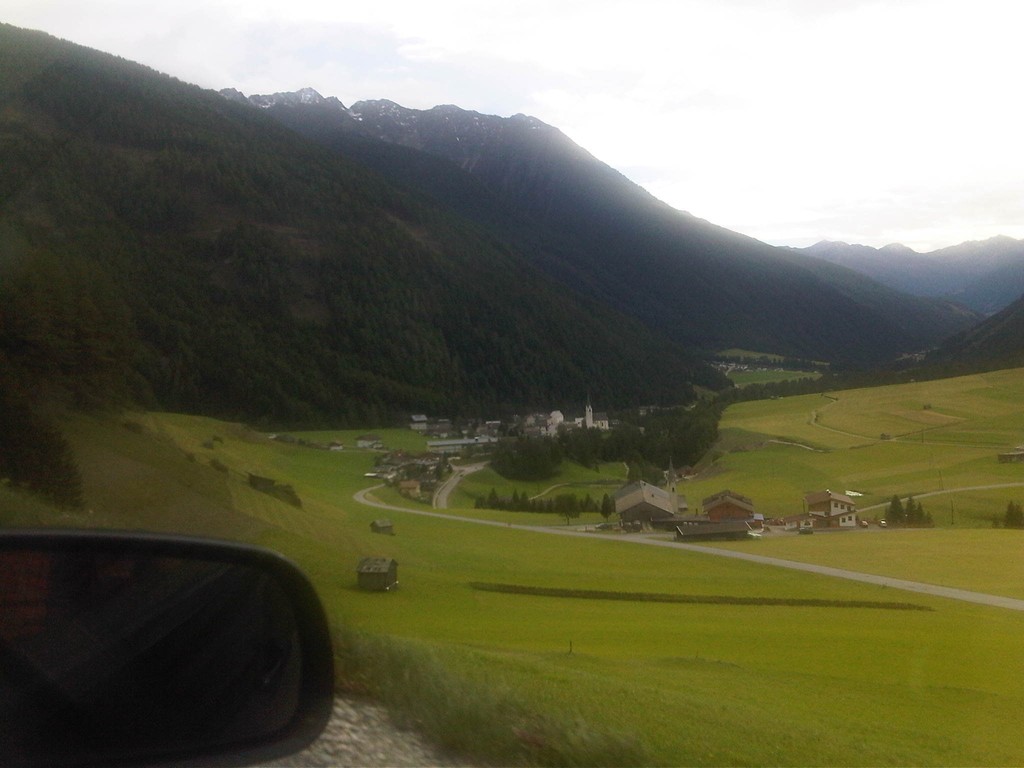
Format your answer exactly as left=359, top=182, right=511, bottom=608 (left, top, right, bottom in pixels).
left=355, top=486, right=1024, bottom=613
left=432, top=462, right=487, bottom=509
left=859, top=482, right=1024, bottom=512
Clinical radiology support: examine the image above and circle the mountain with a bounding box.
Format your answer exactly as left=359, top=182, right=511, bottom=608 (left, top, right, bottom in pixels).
left=237, top=88, right=979, bottom=364
left=794, top=237, right=1024, bottom=315
left=928, top=292, right=1024, bottom=372
left=0, top=24, right=725, bottom=425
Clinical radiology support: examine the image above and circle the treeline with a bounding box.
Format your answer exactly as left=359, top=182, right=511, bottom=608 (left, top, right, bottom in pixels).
left=885, top=495, right=933, bottom=527
left=0, top=390, right=83, bottom=509
left=475, top=489, right=615, bottom=520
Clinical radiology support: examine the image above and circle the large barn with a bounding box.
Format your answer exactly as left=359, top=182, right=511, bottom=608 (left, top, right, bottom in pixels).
left=614, top=481, right=688, bottom=527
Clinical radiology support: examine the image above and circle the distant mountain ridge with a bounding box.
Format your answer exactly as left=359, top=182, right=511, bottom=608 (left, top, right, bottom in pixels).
left=792, top=237, right=1024, bottom=315
left=232, top=87, right=979, bottom=365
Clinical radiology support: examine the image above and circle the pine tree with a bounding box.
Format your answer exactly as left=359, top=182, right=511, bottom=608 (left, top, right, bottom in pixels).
left=887, top=495, right=905, bottom=525
left=1004, top=501, right=1024, bottom=528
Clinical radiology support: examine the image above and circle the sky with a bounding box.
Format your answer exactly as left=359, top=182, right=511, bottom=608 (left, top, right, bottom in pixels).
left=7, top=0, right=1024, bottom=252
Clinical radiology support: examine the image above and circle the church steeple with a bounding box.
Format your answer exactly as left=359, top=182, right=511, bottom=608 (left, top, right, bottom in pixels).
left=585, top=394, right=593, bottom=429
left=666, top=457, right=680, bottom=514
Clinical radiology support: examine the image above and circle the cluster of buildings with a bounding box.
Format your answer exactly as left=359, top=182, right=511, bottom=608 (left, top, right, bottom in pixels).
left=613, top=473, right=862, bottom=540
left=409, top=400, right=612, bottom=454
left=363, top=450, right=449, bottom=502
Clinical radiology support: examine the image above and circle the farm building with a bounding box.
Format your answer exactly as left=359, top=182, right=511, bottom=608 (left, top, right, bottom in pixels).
left=427, top=436, right=499, bottom=455
left=805, top=489, right=859, bottom=528
left=674, top=520, right=751, bottom=541
left=614, top=480, right=688, bottom=527
left=779, top=513, right=814, bottom=531
left=370, top=519, right=394, bottom=535
left=356, top=557, right=398, bottom=591
left=702, top=490, right=756, bottom=521
left=356, top=434, right=384, bottom=449
left=998, top=449, right=1024, bottom=463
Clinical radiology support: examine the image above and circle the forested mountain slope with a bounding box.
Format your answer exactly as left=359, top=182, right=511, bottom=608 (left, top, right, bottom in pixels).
left=929, top=292, right=1024, bottom=373
left=0, top=25, right=725, bottom=425
left=243, top=90, right=978, bottom=364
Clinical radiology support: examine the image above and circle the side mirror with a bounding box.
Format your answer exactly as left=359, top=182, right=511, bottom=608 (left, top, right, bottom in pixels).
left=0, top=530, right=334, bottom=767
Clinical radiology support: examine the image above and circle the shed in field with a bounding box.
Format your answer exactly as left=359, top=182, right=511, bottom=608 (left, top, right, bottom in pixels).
left=370, top=519, right=395, bottom=535
left=356, top=557, right=398, bottom=591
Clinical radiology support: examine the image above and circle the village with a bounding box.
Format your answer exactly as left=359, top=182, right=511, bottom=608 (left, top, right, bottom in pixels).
left=314, top=401, right=885, bottom=543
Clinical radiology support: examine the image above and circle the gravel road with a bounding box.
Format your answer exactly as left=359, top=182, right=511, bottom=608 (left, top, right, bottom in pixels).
left=267, top=696, right=466, bottom=767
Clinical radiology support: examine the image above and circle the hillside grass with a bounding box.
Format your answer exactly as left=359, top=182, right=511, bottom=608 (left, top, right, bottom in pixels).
left=691, top=368, right=1024, bottom=524
left=9, top=371, right=1024, bottom=764
left=451, top=460, right=625, bottom=521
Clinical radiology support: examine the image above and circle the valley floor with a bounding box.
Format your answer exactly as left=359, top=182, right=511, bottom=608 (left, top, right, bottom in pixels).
left=355, top=484, right=1024, bottom=613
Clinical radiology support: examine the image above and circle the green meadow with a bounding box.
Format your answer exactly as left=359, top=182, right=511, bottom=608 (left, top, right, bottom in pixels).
left=7, top=369, right=1024, bottom=765
left=695, top=368, right=1024, bottom=525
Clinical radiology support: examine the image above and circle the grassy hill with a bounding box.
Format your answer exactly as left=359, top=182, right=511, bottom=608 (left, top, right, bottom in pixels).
left=695, top=367, right=1024, bottom=528
left=6, top=381, right=1024, bottom=764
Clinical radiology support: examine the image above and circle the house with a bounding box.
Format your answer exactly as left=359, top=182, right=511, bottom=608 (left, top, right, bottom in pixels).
left=701, top=490, right=756, bottom=522
left=356, top=557, right=398, bottom=591
left=397, top=479, right=421, bottom=498
left=547, top=410, right=565, bottom=435
left=356, top=434, right=383, bottom=449
left=370, top=519, right=395, bottom=535
left=614, top=480, right=688, bottom=527
left=805, top=489, right=859, bottom=528
left=425, top=418, right=453, bottom=437
left=409, top=414, right=429, bottom=432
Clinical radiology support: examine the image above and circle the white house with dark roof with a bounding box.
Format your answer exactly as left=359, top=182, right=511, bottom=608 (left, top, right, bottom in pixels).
left=805, top=489, right=859, bottom=528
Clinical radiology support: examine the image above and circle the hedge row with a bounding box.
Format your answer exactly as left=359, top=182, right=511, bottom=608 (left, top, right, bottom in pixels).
left=469, top=582, right=932, bottom=611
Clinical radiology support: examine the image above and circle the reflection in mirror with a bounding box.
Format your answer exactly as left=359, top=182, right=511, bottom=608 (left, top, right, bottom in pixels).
left=0, top=535, right=331, bottom=767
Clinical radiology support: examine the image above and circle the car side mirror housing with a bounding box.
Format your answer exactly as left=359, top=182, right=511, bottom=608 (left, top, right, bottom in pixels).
left=0, top=530, right=334, bottom=767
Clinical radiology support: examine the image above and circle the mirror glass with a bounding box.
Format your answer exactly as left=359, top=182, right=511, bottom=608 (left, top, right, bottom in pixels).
left=0, top=543, right=316, bottom=766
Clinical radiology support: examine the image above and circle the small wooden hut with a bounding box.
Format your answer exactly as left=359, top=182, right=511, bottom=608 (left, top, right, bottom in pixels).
left=356, top=557, right=398, bottom=591
left=370, top=519, right=395, bottom=535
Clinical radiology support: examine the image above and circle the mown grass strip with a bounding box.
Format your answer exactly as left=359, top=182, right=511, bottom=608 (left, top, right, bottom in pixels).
left=470, top=582, right=933, bottom=611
